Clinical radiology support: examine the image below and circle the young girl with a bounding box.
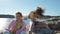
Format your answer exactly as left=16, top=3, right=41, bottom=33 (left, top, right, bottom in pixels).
left=8, top=12, right=26, bottom=34
left=29, top=7, right=54, bottom=34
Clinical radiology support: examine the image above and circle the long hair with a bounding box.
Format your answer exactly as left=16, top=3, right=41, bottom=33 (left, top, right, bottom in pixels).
left=35, top=7, right=44, bottom=16
left=28, top=11, right=35, bottom=19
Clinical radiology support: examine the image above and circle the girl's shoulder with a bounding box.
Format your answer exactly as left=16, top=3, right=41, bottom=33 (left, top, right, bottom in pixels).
left=10, top=20, right=16, bottom=24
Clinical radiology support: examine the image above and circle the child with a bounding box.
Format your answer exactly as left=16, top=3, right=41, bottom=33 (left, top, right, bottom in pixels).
left=8, top=12, right=26, bottom=34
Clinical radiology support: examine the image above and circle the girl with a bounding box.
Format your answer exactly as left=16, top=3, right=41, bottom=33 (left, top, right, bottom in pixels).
left=8, top=12, right=26, bottom=34
left=29, top=7, right=54, bottom=34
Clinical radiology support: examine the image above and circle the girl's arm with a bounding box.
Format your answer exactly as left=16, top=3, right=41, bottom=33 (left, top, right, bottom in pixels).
left=29, top=21, right=33, bottom=31
left=8, top=20, right=15, bottom=31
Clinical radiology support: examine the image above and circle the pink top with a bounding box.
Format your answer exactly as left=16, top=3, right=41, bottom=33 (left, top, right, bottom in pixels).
left=8, top=20, right=26, bottom=34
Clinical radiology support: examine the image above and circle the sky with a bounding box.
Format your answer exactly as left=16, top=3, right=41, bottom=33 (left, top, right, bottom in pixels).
left=0, top=0, right=60, bottom=16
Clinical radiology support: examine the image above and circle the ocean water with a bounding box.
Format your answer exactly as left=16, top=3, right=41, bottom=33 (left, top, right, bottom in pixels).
left=0, top=18, right=30, bottom=30
left=0, top=18, right=14, bottom=30
left=0, top=18, right=30, bottom=34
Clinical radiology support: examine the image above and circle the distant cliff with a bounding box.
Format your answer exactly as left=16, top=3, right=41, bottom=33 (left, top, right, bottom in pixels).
left=0, top=15, right=15, bottom=18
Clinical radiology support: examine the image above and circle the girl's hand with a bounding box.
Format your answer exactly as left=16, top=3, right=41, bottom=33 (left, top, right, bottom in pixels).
left=10, top=28, right=14, bottom=32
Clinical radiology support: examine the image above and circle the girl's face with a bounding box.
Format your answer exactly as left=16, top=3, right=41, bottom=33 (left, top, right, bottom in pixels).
left=30, top=13, right=36, bottom=19
left=36, top=14, right=43, bottom=18
left=16, top=14, right=22, bottom=20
